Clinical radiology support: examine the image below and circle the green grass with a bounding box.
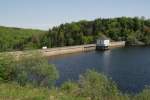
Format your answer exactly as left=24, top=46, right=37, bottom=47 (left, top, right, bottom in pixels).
left=0, top=83, right=50, bottom=100
left=0, top=83, right=86, bottom=100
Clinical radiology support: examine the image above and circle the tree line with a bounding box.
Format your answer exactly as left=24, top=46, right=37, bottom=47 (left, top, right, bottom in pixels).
left=1, top=17, right=150, bottom=52
left=45, top=17, right=150, bottom=47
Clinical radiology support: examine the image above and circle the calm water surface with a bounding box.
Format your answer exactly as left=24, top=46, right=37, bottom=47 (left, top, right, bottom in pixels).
left=48, top=47, right=150, bottom=93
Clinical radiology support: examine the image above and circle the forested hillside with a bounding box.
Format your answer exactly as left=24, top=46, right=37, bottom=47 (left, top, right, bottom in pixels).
left=45, top=17, right=150, bottom=48
left=1, top=17, right=150, bottom=52
left=0, top=26, right=45, bottom=51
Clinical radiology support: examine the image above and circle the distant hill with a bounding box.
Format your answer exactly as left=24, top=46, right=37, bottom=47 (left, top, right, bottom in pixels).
left=0, top=26, right=46, bottom=51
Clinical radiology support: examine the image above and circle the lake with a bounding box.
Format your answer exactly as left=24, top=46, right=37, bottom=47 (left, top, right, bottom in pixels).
left=48, top=46, right=150, bottom=93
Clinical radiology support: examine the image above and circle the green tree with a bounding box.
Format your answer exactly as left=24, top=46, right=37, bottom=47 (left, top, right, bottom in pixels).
left=13, top=55, right=59, bottom=87
left=78, top=70, right=122, bottom=100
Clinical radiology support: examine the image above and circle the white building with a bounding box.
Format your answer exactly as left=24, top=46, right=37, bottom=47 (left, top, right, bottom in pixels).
left=96, top=37, right=110, bottom=50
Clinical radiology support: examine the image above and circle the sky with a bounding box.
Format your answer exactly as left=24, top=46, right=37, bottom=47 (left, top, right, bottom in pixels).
left=0, top=0, right=149, bottom=30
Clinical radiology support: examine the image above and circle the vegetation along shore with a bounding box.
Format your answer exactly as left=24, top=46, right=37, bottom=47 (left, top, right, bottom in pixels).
left=0, top=53, right=150, bottom=100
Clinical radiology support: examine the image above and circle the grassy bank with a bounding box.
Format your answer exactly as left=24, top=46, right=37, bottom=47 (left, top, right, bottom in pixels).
left=0, top=72, right=150, bottom=100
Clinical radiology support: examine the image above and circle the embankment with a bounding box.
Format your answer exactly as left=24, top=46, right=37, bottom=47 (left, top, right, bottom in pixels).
left=41, top=44, right=96, bottom=57
left=0, top=41, right=125, bottom=57
left=110, top=41, right=126, bottom=48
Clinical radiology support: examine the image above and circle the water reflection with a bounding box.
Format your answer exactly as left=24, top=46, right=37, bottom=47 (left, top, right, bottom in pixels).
left=100, top=50, right=111, bottom=75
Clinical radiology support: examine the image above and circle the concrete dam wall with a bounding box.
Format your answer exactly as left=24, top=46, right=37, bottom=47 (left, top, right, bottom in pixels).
left=41, top=44, right=96, bottom=57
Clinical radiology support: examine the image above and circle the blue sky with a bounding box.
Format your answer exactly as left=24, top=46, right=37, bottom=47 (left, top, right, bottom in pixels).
left=0, top=0, right=149, bottom=30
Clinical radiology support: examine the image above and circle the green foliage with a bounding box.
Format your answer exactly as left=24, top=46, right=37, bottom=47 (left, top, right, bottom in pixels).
left=1, top=17, right=150, bottom=52
left=61, top=81, right=80, bottom=96
left=0, top=54, right=15, bottom=81
left=142, top=32, right=150, bottom=45
left=82, top=36, right=94, bottom=44
left=0, top=83, right=51, bottom=100
left=0, top=54, right=59, bottom=87
left=0, top=69, right=150, bottom=100
left=13, top=56, right=59, bottom=87
left=0, top=83, right=86, bottom=100
left=133, top=86, right=150, bottom=100
left=45, top=17, right=150, bottom=47
left=126, top=31, right=139, bottom=45
left=78, top=70, right=124, bottom=100
left=0, top=26, right=45, bottom=51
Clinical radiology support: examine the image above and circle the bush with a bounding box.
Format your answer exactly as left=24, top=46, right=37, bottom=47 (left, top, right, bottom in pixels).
left=78, top=70, right=126, bottom=100
left=61, top=81, right=80, bottom=96
left=0, top=54, right=15, bottom=81
left=0, top=53, right=59, bottom=87
left=59, top=70, right=130, bottom=100
left=12, top=55, right=59, bottom=87
left=133, top=86, right=150, bottom=100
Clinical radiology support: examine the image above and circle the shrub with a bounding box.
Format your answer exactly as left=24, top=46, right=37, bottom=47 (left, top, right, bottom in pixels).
left=0, top=53, right=59, bottom=88
left=78, top=70, right=126, bottom=100
left=0, top=54, right=15, bottom=81
left=12, top=55, right=59, bottom=87
left=133, top=86, right=150, bottom=100
left=61, top=81, right=80, bottom=96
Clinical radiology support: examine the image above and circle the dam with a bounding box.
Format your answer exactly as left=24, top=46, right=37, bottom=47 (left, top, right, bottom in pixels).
left=0, top=41, right=125, bottom=57
left=41, top=41, right=125, bottom=57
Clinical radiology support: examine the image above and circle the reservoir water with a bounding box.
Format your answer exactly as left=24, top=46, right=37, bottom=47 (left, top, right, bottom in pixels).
left=48, top=47, right=150, bottom=93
